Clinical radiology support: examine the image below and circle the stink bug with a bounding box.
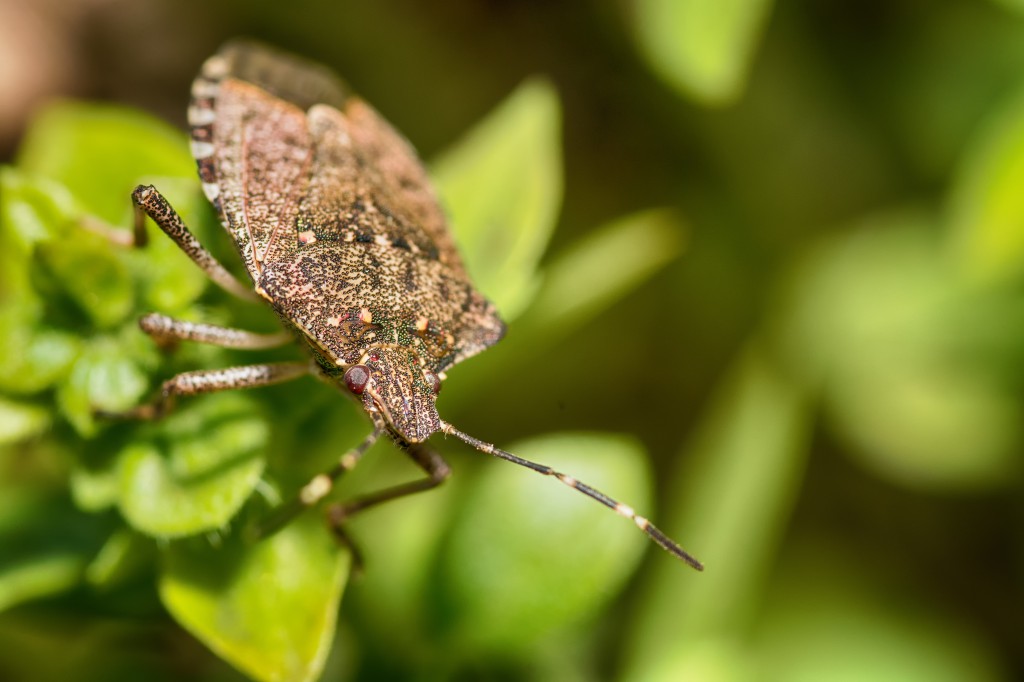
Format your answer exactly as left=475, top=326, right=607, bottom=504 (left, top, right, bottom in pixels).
left=115, top=41, right=702, bottom=571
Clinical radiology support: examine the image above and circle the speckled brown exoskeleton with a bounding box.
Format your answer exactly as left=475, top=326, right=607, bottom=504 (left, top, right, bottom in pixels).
left=115, top=41, right=702, bottom=570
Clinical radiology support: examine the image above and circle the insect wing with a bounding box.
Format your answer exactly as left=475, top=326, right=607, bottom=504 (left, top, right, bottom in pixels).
left=190, top=41, right=504, bottom=372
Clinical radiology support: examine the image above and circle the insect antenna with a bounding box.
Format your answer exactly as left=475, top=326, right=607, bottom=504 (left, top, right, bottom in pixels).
left=439, top=421, right=704, bottom=571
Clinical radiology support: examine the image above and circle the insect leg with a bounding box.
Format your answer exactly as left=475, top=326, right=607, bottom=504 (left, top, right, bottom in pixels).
left=138, top=312, right=292, bottom=350
left=101, top=361, right=310, bottom=420
left=251, top=425, right=384, bottom=542
left=131, top=184, right=259, bottom=302
left=309, top=442, right=449, bottom=569
left=325, top=443, right=451, bottom=524
left=440, top=421, right=704, bottom=571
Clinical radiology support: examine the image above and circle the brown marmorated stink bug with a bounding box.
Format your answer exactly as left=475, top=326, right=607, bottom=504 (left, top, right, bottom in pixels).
left=111, top=41, right=703, bottom=571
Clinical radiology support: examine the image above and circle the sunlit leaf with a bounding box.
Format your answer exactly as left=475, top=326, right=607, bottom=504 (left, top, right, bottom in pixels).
left=36, top=233, right=135, bottom=329
left=56, top=335, right=151, bottom=437
left=159, top=516, right=349, bottom=682
left=438, top=432, right=650, bottom=655
left=432, top=78, right=562, bottom=319
left=624, top=347, right=810, bottom=680
left=779, top=211, right=1021, bottom=489
left=520, top=208, right=684, bottom=335
left=118, top=393, right=268, bottom=537
left=0, top=167, right=78, bottom=296
left=0, top=397, right=51, bottom=445
left=640, top=638, right=752, bottom=682
left=15, top=101, right=195, bottom=224
left=70, top=460, right=121, bottom=513
left=440, top=209, right=684, bottom=412
left=0, top=555, right=85, bottom=613
left=988, top=0, right=1024, bottom=16
left=947, top=84, right=1024, bottom=283
left=632, top=0, right=774, bottom=105
left=0, top=303, right=81, bottom=396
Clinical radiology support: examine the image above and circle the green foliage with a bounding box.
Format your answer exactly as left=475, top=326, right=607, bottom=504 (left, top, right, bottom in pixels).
left=948, top=84, right=1024, bottom=284
left=778, top=211, right=1022, bottom=489
left=432, top=78, right=562, bottom=319
left=632, top=0, right=774, bottom=105
left=4, top=4, right=1024, bottom=679
left=0, top=80, right=678, bottom=681
left=437, top=434, right=651, bottom=655
left=117, top=393, right=268, bottom=537
left=160, top=516, right=350, bottom=682
left=624, top=348, right=811, bottom=681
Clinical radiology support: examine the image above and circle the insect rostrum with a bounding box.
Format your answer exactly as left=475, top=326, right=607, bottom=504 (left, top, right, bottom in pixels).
left=117, top=40, right=702, bottom=571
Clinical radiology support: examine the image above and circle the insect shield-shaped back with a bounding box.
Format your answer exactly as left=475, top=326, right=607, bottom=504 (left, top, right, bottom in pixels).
left=192, top=41, right=505, bottom=441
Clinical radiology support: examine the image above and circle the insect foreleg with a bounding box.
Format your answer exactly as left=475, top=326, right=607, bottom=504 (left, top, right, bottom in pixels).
left=252, top=424, right=385, bottom=544
left=131, top=184, right=259, bottom=302
left=326, top=442, right=452, bottom=524
left=101, top=361, right=310, bottom=421
left=138, top=312, right=292, bottom=350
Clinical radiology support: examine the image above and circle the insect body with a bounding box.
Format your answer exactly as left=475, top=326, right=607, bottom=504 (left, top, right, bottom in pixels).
left=123, top=41, right=702, bottom=571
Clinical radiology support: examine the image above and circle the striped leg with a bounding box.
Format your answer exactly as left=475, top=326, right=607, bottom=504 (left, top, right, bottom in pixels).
left=101, top=362, right=310, bottom=421
left=252, top=425, right=385, bottom=542
left=326, top=443, right=451, bottom=522
left=320, top=443, right=451, bottom=568
left=440, top=421, right=704, bottom=571
left=131, top=184, right=258, bottom=302
left=138, top=313, right=292, bottom=350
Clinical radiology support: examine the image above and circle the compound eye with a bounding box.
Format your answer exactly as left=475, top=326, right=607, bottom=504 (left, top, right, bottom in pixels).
left=423, top=369, right=442, bottom=396
left=344, top=364, right=371, bottom=394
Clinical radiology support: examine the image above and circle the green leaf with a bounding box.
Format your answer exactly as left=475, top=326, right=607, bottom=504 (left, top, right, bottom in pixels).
left=519, top=208, right=684, bottom=336
left=56, top=334, right=152, bottom=436
left=16, top=101, right=195, bottom=225
left=36, top=233, right=135, bottom=329
left=0, top=489, right=110, bottom=612
left=829, top=360, right=1021, bottom=490
left=947, top=84, right=1024, bottom=283
left=438, top=432, right=651, bottom=655
left=432, top=78, right=563, bottom=319
left=0, top=302, right=81, bottom=396
left=779, top=211, right=1021, bottom=489
left=159, top=516, right=349, bottom=682
left=117, top=393, right=268, bottom=537
left=440, top=209, right=684, bottom=413
left=0, top=554, right=85, bottom=613
left=988, top=0, right=1024, bottom=16
left=632, top=0, right=774, bottom=105
left=623, top=346, right=810, bottom=681
left=85, top=528, right=154, bottom=588
left=70, top=461, right=121, bottom=513
left=0, top=167, right=78, bottom=295
left=0, top=397, right=51, bottom=445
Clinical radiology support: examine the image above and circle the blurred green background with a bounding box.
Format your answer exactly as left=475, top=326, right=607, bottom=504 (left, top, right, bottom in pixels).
left=1, top=0, right=1023, bottom=680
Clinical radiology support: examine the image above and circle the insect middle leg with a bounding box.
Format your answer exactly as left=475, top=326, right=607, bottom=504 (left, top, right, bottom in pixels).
left=102, top=362, right=310, bottom=420
left=138, top=312, right=292, bottom=350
